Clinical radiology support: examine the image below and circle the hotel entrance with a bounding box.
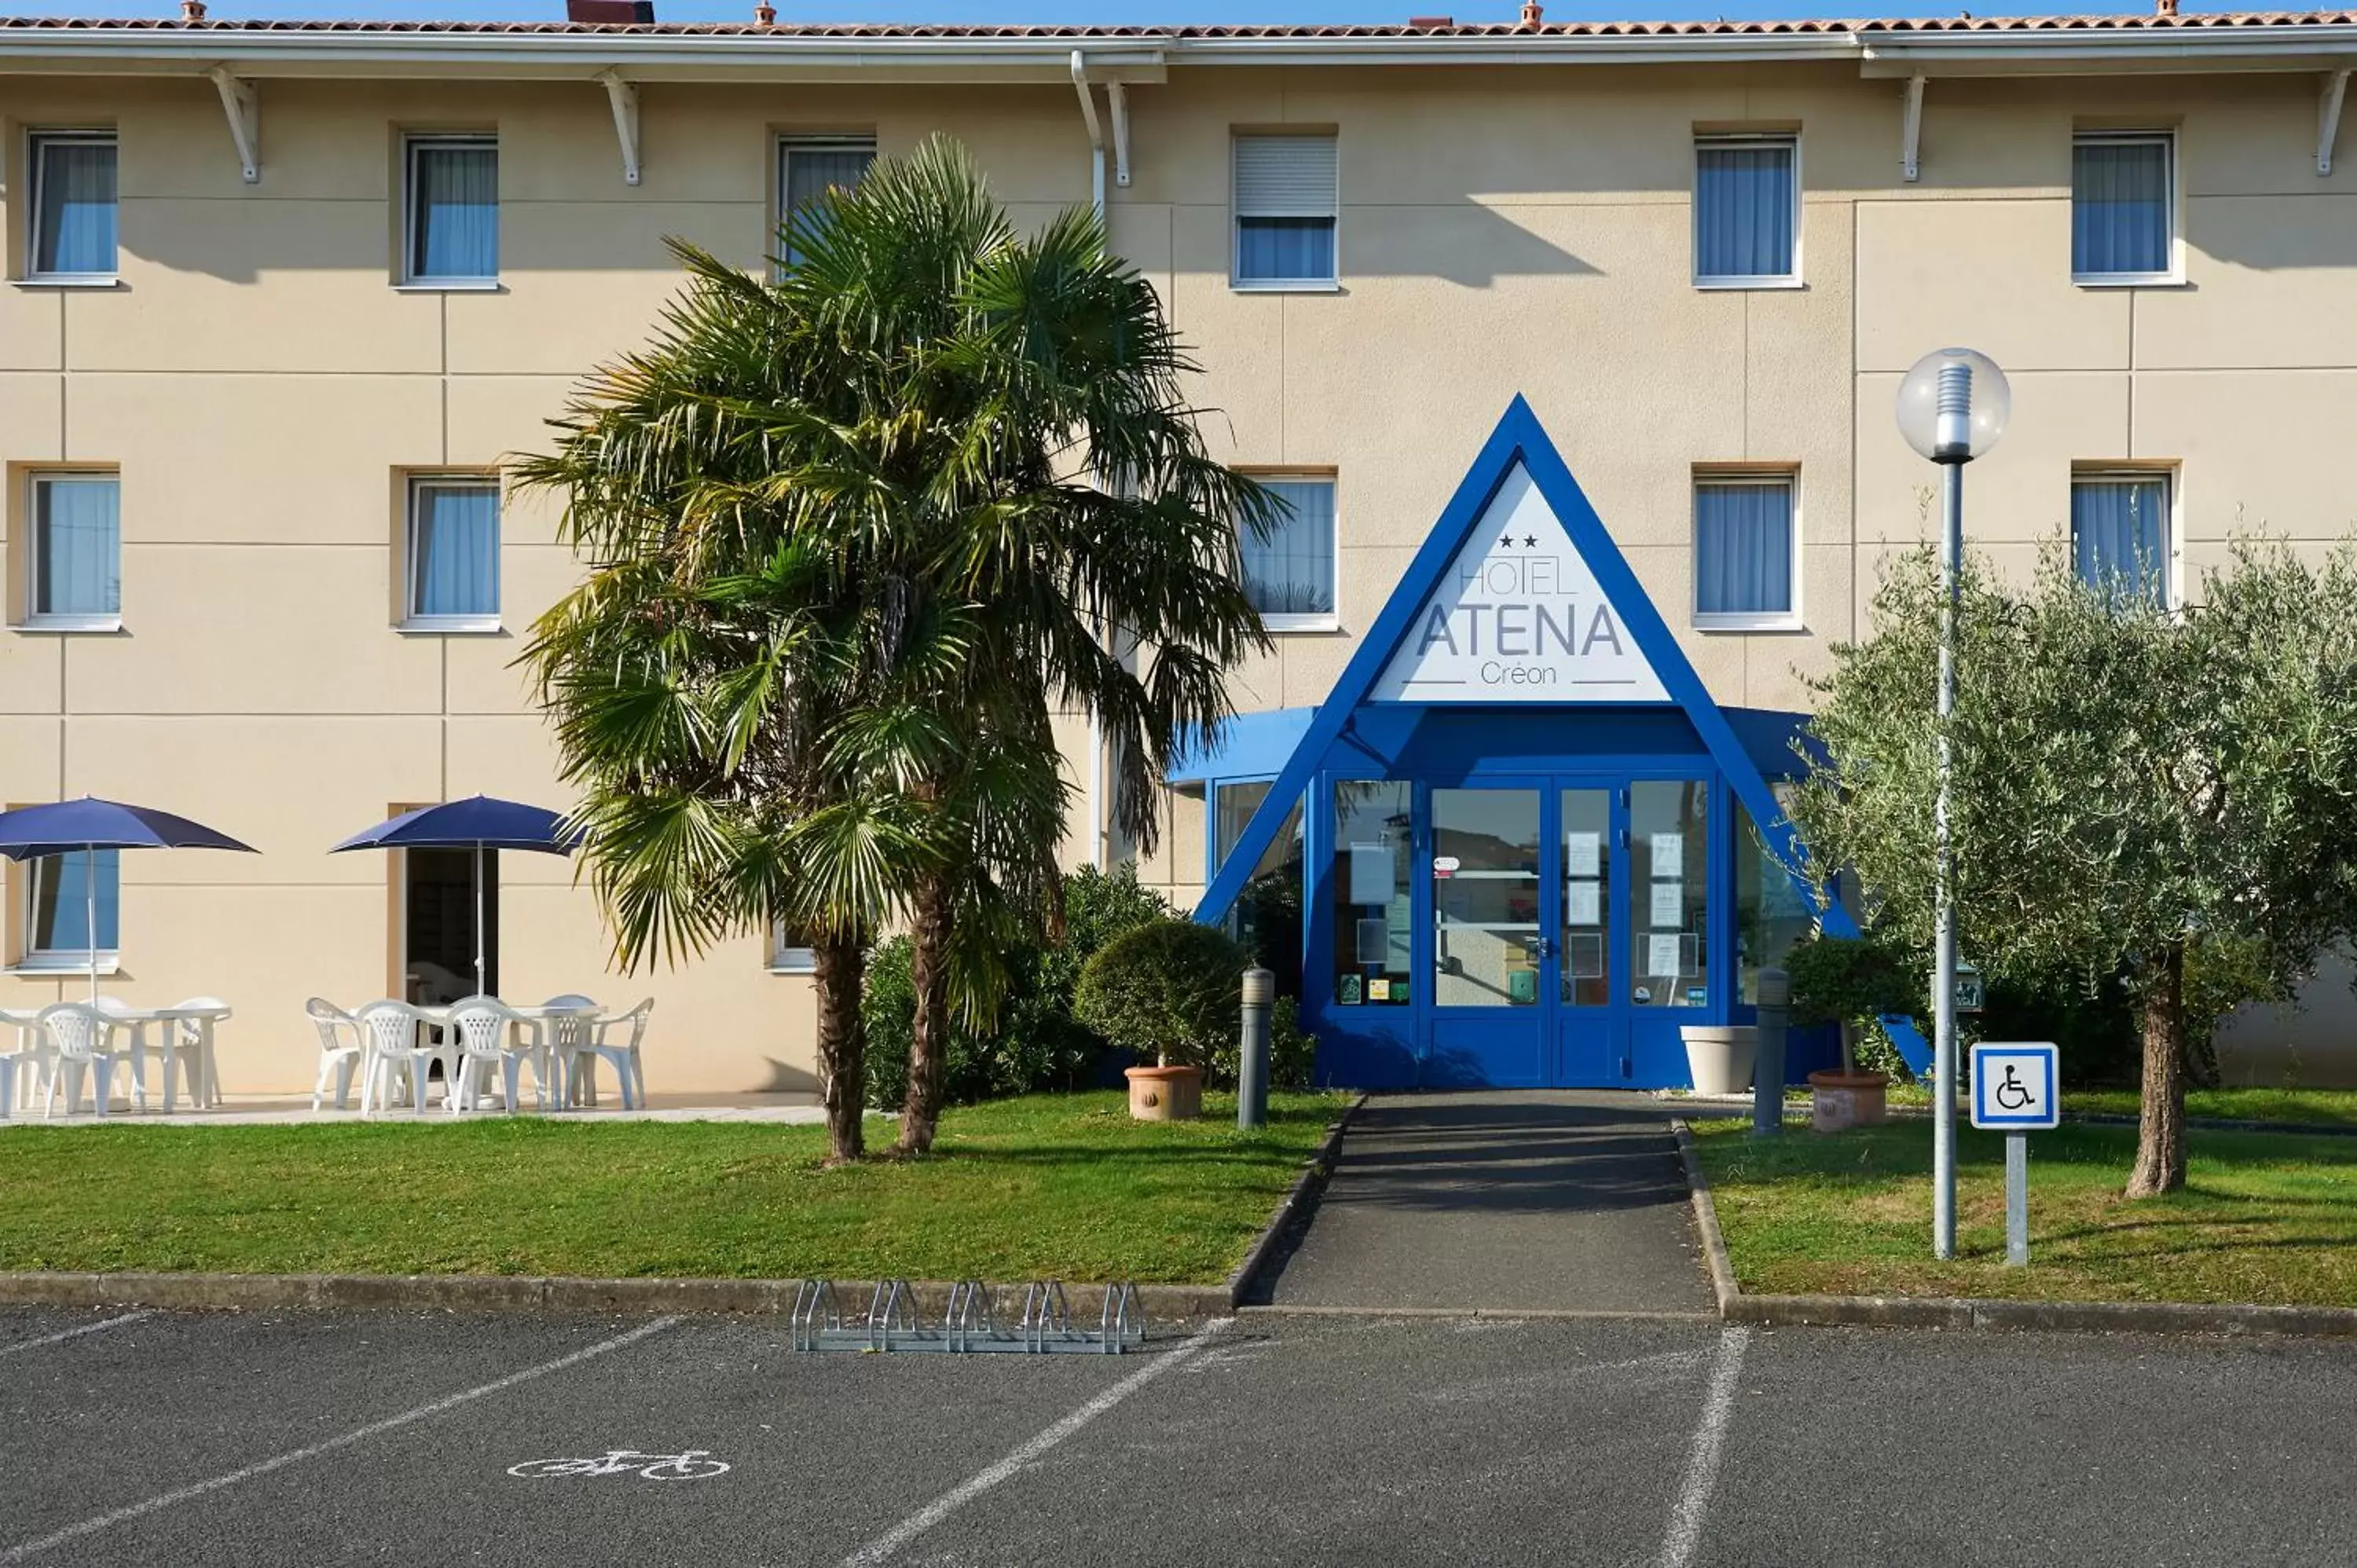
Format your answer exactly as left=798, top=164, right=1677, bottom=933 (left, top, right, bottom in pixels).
left=1326, top=774, right=1711, bottom=1090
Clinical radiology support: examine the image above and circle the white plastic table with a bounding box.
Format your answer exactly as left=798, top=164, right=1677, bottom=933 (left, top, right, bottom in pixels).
left=93, top=1001, right=233, bottom=1114
left=412, top=1001, right=605, bottom=1111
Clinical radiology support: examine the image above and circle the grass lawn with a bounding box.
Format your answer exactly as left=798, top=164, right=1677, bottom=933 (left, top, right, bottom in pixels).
left=0, top=1091, right=1344, bottom=1284
left=1691, top=1116, right=2357, bottom=1306
left=1737, top=1083, right=2357, bottom=1130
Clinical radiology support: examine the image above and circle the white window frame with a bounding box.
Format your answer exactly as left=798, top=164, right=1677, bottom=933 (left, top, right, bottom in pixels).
left=24, top=129, right=119, bottom=286
left=769, top=921, right=817, bottom=975
left=1692, top=133, right=1802, bottom=291
left=17, top=851, right=120, bottom=974
left=399, top=134, right=500, bottom=291
left=1691, top=469, right=1803, bottom=632
left=2069, top=130, right=2181, bottom=289
left=401, top=474, right=502, bottom=634
left=20, top=469, right=123, bottom=634
left=1241, top=472, right=1340, bottom=634
left=775, top=133, right=878, bottom=269
left=2069, top=466, right=2179, bottom=610
left=1231, top=133, right=1341, bottom=294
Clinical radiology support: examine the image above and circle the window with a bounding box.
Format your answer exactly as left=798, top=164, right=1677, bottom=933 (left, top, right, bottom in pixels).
left=1332, top=780, right=1410, bottom=1006
left=404, top=136, right=498, bottom=284
left=770, top=923, right=816, bottom=974
left=1694, top=135, right=1798, bottom=287
left=23, top=850, right=119, bottom=969
left=24, top=472, right=120, bottom=629
left=1240, top=477, right=1336, bottom=628
left=778, top=136, right=875, bottom=268
left=2071, top=471, right=2172, bottom=607
left=27, top=130, right=117, bottom=280
left=1213, top=779, right=1306, bottom=995
left=1233, top=134, right=1337, bottom=288
left=1693, top=474, right=1798, bottom=628
left=2073, top=132, right=2174, bottom=283
left=404, top=478, right=500, bottom=629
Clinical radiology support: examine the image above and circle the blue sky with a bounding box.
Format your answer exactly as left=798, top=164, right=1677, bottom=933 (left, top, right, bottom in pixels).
left=2, top=0, right=2169, bottom=24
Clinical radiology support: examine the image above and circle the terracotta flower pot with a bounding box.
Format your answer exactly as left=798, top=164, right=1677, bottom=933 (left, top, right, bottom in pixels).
left=1807, top=1069, right=1890, bottom=1132
left=1125, top=1064, right=1204, bottom=1122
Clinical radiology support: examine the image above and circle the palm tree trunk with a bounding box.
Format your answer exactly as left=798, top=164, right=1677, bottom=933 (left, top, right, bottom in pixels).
left=2126, top=942, right=2189, bottom=1199
left=812, top=936, right=867, bottom=1166
left=898, top=871, right=955, bottom=1156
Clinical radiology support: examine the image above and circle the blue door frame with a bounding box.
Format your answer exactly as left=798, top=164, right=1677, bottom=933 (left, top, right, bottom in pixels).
left=1299, top=759, right=1733, bottom=1090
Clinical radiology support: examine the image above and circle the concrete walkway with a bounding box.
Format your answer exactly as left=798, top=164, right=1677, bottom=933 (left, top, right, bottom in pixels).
left=1258, top=1090, right=1713, bottom=1315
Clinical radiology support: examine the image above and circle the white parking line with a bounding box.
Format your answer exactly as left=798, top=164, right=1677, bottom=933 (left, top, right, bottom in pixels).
left=0, top=1311, right=154, bottom=1358
left=0, top=1314, right=680, bottom=1564
left=1655, top=1327, right=1750, bottom=1568
left=838, top=1318, right=1234, bottom=1568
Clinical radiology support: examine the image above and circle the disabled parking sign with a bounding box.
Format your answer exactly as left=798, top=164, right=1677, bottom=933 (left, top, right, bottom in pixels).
left=1970, top=1042, right=2059, bottom=1130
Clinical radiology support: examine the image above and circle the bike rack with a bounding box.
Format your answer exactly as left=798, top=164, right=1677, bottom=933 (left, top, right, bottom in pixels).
left=787, top=1279, right=1147, bottom=1355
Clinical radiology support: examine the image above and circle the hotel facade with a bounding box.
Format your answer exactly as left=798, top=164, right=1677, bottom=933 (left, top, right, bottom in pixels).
left=4, top=8, right=2357, bottom=1095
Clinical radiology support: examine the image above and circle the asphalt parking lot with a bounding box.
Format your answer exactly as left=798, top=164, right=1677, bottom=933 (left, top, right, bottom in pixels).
left=8, top=1304, right=2357, bottom=1566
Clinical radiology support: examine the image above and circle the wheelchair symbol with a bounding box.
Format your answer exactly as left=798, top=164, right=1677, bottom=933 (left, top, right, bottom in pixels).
left=1993, top=1064, right=2034, bottom=1111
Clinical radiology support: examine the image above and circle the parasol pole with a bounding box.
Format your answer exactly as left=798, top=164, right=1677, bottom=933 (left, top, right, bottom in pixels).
left=85, top=846, right=97, bottom=1008
left=473, top=841, right=486, bottom=998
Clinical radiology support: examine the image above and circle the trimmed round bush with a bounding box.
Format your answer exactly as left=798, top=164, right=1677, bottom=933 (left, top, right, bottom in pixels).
left=1073, top=918, right=1249, bottom=1072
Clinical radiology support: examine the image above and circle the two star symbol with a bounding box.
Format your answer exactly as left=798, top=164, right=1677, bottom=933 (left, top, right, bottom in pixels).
left=1498, top=534, right=1539, bottom=549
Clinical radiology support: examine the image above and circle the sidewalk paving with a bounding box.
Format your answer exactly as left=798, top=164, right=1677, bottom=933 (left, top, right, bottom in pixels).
left=1257, top=1090, right=1714, bottom=1315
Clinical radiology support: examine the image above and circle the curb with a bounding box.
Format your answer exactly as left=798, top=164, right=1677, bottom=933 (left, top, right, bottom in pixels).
left=1668, top=1117, right=2357, bottom=1341
left=1223, top=1092, right=1367, bottom=1308
left=0, top=1269, right=1236, bottom=1323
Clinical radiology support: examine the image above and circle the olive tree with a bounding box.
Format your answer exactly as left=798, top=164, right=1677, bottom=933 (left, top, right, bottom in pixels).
left=1788, top=537, right=2357, bottom=1196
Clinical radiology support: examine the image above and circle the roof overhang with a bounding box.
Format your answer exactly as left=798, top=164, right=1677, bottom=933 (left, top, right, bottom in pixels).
left=4, top=20, right=2357, bottom=83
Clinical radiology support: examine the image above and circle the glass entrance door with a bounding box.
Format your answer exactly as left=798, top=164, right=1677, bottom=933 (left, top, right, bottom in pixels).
left=1415, top=775, right=1716, bottom=1090
left=1428, top=784, right=1548, bottom=1086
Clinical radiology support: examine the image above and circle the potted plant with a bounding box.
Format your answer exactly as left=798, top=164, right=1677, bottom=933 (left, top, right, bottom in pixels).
left=1785, top=932, right=1915, bottom=1130
left=1074, top=918, right=1250, bottom=1120
left=1678, top=1024, right=1756, bottom=1097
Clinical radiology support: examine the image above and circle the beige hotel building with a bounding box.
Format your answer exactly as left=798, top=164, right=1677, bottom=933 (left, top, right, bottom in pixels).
left=3, top=5, right=2356, bottom=1097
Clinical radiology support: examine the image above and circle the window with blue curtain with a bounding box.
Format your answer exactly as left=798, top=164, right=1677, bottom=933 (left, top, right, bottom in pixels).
left=1694, top=477, right=1796, bottom=621
left=408, top=479, right=500, bottom=622
left=28, top=851, right=119, bottom=958
left=1241, top=478, right=1336, bottom=623
left=31, top=474, right=120, bottom=621
left=1234, top=135, right=1338, bottom=286
left=2072, top=134, right=2172, bottom=279
left=2072, top=474, right=2171, bottom=606
left=30, top=132, right=117, bottom=279
left=779, top=138, right=876, bottom=267
left=407, top=138, right=498, bottom=282
left=1694, top=137, right=1796, bottom=284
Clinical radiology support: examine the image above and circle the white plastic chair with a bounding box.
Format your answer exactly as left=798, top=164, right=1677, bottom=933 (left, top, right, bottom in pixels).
left=306, top=998, right=366, bottom=1112
left=355, top=999, right=440, bottom=1116
left=38, top=1002, right=129, bottom=1118
left=0, top=1007, right=47, bottom=1116
left=575, top=998, right=653, bottom=1111
left=445, top=996, right=549, bottom=1114
left=171, top=997, right=230, bottom=1109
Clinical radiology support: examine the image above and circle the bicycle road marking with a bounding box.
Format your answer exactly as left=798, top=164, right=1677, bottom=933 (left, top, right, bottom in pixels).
left=508, top=1449, right=731, bottom=1479
left=0, top=1315, right=681, bottom=1564
left=837, top=1317, right=1234, bottom=1568
left=0, top=1311, right=154, bottom=1358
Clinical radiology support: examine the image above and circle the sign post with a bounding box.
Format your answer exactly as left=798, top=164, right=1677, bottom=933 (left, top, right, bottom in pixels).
left=1970, top=1042, right=2058, bottom=1266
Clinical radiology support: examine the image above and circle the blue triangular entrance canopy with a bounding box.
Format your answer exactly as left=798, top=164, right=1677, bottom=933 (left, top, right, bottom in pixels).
left=1189, top=397, right=1926, bottom=1069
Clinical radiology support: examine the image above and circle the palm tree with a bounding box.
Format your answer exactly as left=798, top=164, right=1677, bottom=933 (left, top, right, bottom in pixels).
left=771, top=137, right=1275, bottom=1154
left=519, top=134, right=1272, bottom=1161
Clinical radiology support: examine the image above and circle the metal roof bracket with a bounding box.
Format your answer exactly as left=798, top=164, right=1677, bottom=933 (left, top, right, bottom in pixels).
left=597, top=68, right=640, bottom=185
left=1109, top=79, right=1131, bottom=188
left=2322, top=68, right=2349, bottom=177
left=207, top=65, right=258, bottom=184
left=1902, top=71, right=1925, bottom=183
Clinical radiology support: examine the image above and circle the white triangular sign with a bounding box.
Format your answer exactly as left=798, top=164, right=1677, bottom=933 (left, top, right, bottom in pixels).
left=1370, top=463, right=1669, bottom=704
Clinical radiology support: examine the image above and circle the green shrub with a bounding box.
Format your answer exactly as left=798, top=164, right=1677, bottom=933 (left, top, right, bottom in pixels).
left=861, top=865, right=1173, bottom=1111
left=1786, top=933, right=1919, bottom=1078
left=1073, top=918, right=1249, bottom=1072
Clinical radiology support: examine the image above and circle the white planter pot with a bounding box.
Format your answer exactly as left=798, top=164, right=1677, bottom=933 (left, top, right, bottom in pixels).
left=1680, top=1025, right=1758, bottom=1097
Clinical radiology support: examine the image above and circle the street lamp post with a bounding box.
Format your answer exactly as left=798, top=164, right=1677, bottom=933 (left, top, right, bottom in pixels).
left=1896, top=347, right=2010, bottom=1262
